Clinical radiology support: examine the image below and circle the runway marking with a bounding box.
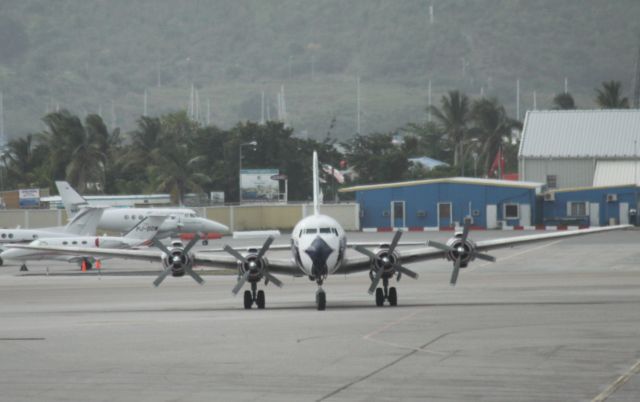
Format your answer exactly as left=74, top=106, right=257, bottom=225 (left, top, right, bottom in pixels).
left=468, top=239, right=565, bottom=272
left=0, top=338, right=45, bottom=341
left=317, top=332, right=451, bottom=401
left=592, top=359, right=640, bottom=402
left=362, top=309, right=447, bottom=355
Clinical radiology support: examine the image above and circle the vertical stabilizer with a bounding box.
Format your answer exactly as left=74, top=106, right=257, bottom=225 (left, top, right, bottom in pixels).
left=55, top=181, right=89, bottom=218
left=313, top=151, right=320, bottom=215
left=64, top=207, right=104, bottom=235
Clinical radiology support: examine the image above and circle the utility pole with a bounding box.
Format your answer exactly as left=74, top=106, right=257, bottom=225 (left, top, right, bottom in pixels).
left=207, top=98, right=211, bottom=126
left=143, top=89, right=148, bottom=116
left=0, top=91, right=4, bottom=147
left=564, top=77, right=569, bottom=94
left=356, top=75, right=361, bottom=134
left=516, top=79, right=520, bottom=120
left=260, top=91, right=265, bottom=124
left=110, top=100, right=116, bottom=128
left=633, top=42, right=640, bottom=108
left=428, top=79, right=432, bottom=122
left=533, top=90, right=537, bottom=110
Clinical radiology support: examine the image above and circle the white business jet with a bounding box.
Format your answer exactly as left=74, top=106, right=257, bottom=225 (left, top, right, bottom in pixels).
left=1, top=215, right=168, bottom=271
left=0, top=207, right=104, bottom=267
left=12, top=153, right=631, bottom=310
left=55, top=181, right=229, bottom=240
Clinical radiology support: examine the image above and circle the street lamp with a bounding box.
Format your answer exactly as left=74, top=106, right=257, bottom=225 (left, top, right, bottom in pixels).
left=239, top=141, right=257, bottom=203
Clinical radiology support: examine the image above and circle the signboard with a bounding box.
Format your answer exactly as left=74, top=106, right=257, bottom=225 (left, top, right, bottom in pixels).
left=210, top=191, right=225, bottom=204
left=19, top=188, right=40, bottom=208
left=240, top=169, right=279, bottom=201
left=270, top=174, right=288, bottom=181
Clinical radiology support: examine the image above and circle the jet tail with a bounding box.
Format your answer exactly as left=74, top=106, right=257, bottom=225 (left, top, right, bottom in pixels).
left=123, top=215, right=168, bottom=241
left=64, top=207, right=104, bottom=236
left=312, top=151, right=321, bottom=215
left=55, top=181, right=89, bottom=218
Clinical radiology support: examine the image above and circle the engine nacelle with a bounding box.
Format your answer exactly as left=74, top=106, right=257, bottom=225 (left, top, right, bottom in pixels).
left=162, top=249, right=191, bottom=277
left=444, top=233, right=477, bottom=268
left=369, top=246, right=400, bottom=277
left=238, top=253, right=267, bottom=282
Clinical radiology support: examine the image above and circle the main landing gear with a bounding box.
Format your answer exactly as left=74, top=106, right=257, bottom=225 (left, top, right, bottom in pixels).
left=20, top=263, right=28, bottom=272
left=374, top=277, right=398, bottom=307
left=243, top=282, right=266, bottom=309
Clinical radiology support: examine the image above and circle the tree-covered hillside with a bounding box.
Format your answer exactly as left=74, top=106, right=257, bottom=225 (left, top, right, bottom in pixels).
left=1, top=0, right=639, bottom=139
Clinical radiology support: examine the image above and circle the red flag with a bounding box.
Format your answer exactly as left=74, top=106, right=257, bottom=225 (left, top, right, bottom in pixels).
left=489, top=146, right=505, bottom=179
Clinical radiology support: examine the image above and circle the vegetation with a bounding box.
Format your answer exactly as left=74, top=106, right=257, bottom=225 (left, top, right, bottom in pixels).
left=595, top=81, right=630, bottom=109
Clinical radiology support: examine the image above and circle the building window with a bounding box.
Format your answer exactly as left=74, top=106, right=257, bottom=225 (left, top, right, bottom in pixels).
left=504, top=204, right=519, bottom=219
left=569, top=201, right=587, bottom=216
left=546, top=175, right=557, bottom=189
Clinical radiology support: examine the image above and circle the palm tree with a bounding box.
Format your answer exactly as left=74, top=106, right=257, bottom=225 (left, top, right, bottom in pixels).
left=430, top=90, right=470, bottom=167
left=1, top=134, right=45, bottom=187
left=595, top=81, right=630, bottom=108
left=552, top=92, right=576, bottom=110
left=470, top=98, right=520, bottom=176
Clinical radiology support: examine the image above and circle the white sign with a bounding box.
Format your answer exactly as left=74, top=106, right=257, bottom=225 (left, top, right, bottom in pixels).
left=19, top=189, right=40, bottom=199
left=240, top=169, right=279, bottom=201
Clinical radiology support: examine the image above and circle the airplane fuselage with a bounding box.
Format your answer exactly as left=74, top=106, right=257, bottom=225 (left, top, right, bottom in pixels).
left=290, top=214, right=347, bottom=278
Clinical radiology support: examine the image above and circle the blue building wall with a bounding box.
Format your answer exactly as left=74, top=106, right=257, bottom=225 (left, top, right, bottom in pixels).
left=542, top=185, right=639, bottom=226
left=354, top=181, right=538, bottom=229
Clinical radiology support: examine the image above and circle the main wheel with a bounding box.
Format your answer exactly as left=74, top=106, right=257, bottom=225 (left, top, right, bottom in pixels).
left=243, top=290, right=253, bottom=309
left=256, top=290, right=266, bottom=309
left=202, top=240, right=209, bottom=246
left=0, top=256, right=3, bottom=266
left=388, top=287, right=398, bottom=306
left=316, top=291, right=326, bottom=311
left=375, top=288, right=384, bottom=307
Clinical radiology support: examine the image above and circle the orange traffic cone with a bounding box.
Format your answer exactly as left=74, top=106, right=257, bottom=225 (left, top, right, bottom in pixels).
left=81, top=260, right=87, bottom=272
left=95, top=260, right=102, bottom=269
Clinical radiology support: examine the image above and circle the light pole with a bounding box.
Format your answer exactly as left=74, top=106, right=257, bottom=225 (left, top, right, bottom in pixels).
left=238, top=141, right=257, bottom=203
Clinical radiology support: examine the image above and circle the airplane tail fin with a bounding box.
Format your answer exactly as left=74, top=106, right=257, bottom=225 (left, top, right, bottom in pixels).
left=123, top=215, right=168, bottom=241
left=64, top=207, right=104, bottom=236
left=55, top=181, right=89, bottom=218
left=312, top=151, right=321, bottom=215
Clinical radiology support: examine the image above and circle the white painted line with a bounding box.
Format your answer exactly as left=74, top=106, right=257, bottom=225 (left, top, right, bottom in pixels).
left=362, top=228, right=377, bottom=232
left=592, top=359, right=640, bottom=402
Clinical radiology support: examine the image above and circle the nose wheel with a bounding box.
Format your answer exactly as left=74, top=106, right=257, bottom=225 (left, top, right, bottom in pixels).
left=374, top=277, right=398, bottom=306
left=315, top=278, right=326, bottom=311
left=243, top=282, right=266, bottom=309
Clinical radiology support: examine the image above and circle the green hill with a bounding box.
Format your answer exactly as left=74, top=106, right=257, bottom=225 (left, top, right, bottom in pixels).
left=1, top=0, right=639, bottom=139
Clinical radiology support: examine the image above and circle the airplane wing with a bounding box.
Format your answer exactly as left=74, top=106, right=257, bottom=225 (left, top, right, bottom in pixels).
left=199, top=241, right=427, bottom=253
left=334, top=224, right=631, bottom=275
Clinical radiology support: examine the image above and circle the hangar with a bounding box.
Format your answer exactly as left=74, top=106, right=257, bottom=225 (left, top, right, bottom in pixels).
left=542, top=185, right=639, bottom=227
left=519, top=109, right=640, bottom=189
left=340, top=177, right=543, bottom=230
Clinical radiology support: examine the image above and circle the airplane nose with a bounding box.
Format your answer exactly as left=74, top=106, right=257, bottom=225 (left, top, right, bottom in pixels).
left=0, top=248, right=27, bottom=261
left=201, top=218, right=229, bottom=234
left=304, top=236, right=333, bottom=277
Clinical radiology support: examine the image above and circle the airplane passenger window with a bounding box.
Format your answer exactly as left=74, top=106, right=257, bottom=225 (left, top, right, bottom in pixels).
left=8, top=234, right=12, bottom=239
left=82, top=241, right=87, bottom=245
left=63, top=241, right=68, bottom=245
left=72, top=241, right=78, bottom=245
left=139, top=215, right=143, bottom=220
left=319, top=228, right=331, bottom=234
left=1, top=234, right=5, bottom=238
left=124, top=215, right=129, bottom=220
left=33, top=234, right=38, bottom=239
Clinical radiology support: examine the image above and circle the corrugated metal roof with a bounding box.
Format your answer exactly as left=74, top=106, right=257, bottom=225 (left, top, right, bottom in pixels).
left=593, top=160, right=640, bottom=186
left=519, top=110, right=640, bottom=158
left=339, top=177, right=543, bottom=193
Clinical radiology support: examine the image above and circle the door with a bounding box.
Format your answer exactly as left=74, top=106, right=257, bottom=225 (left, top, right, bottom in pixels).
left=520, top=204, right=531, bottom=227
left=438, top=202, right=452, bottom=228
left=620, top=202, right=629, bottom=225
left=589, top=203, right=600, bottom=227
left=486, top=204, right=497, bottom=229
left=391, top=201, right=405, bottom=228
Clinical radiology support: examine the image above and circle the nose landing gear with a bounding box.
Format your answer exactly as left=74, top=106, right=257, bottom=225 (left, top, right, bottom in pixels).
left=243, top=282, right=266, bottom=309
left=315, top=278, right=326, bottom=311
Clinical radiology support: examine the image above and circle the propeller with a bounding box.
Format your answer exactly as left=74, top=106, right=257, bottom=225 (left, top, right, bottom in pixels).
left=354, top=230, right=419, bottom=295
left=427, top=220, right=496, bottom=286
left=152, top=234, right=204, bottom=287
left=223, top=236, right=283, bottom=295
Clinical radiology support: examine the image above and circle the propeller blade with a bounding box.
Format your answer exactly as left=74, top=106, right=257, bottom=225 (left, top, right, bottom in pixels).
left=395, top=265, right=419, bottom=279
left=185, top=267, right=205, bottom=285
left=354, top=245, right=377, bottom=259
left=450, top=258, right=461, bottom=286
left=232, top=271, right=251, bottom=295
left=256, top=236, right=274, bottom=260
left=427, top=240, right=454, bottom=252
left=223, top=245, right=248, bottom=264
left=474, top=252, right=496, bottom=262
left=183, top=234, right=201, bottom=254
left=368, top=266, right=384, bottom=295
left=388, top=230, right=403, bottom=254
left=264, top=271, right=283, bottom=288
left=153, top=268, right=172, bottom=287
left=152, top=238, right=172, bottom=255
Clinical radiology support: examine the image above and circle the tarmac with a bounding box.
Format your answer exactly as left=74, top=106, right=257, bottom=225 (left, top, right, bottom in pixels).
left=1, top=229, right=639, bottom=401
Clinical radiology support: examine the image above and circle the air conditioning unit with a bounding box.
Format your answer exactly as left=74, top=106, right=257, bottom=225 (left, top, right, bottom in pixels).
left=544, top=192, right=555, bottom=201
left=606, top=194, right=618, bottom=202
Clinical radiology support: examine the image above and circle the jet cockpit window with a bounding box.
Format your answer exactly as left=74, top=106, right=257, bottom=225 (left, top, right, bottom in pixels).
left=319, top=228, right=331, bottom=234
left=331, top=228, right=338, bottom=236
left=304, top=228, right=317, bottom=234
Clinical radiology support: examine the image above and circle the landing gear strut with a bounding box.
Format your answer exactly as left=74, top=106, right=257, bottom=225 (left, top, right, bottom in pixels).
left=374, top=277, right=398, bottom=307
left=243, top=281, right=266, bottom=309
left=315, top=278, right=326, bottom=311
left=20, top=264, right=28, bottom=272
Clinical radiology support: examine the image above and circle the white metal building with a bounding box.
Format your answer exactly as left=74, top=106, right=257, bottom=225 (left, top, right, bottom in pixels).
left=519, top=110, right=640, bottom=189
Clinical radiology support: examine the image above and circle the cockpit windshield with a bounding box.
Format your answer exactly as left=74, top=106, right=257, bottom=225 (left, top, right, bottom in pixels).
left=319, top=228, right=331, bottom=234
left=304, top=228, right=318, bottom=234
